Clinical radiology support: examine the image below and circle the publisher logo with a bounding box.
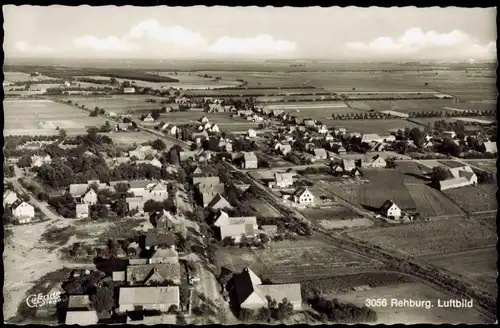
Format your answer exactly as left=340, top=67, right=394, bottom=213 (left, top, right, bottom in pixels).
left=26, top=292, right=62, bottom=308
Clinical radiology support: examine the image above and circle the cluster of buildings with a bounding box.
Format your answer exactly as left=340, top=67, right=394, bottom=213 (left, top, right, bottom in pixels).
left=438, top=164, right=478, bottom=191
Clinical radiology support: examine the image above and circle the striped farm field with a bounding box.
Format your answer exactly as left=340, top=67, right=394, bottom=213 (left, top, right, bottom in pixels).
left=405, top=184, right=466, bottom=219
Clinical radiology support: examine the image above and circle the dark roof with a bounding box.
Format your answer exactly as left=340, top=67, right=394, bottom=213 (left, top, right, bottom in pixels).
left=380, top=200, right=396, bottom=212
left=144, top=233, right=175, bottom=248
left=234, top=269, right=255, bottom=306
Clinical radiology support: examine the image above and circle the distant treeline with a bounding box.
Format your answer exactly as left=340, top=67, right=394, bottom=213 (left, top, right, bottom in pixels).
left=216, top=86, right=317, bottom=90
left=4, top=65, right=179, bottom=83
left=186, top=92, right=332, bottom=98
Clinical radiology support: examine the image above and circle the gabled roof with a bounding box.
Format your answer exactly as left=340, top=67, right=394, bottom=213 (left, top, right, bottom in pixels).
left=76, top=203, right=89, bottom=214
left=342, top=159, right=356, bottom=169
left=67, top=295, right=91, bottom=309
left=144, top=232, right=176, bottom=248
left=207, top=193, right=233, bottom=210
left=69, top=184, right=91, bottom=197
left=193, top=176, right=220, bottom=186
left=293, top=187, right=311, bottom=198
left=458, top=170, right=476, bottom=181
left=129, top=180, right=154, bottom=189
left=275, top=172, right=294, bottom=183
left=151, top=247, right=178, bottom=260
left=127, top=262, right=181, bottom=284
left=380, top=200, right=399, bottom=212
left=256, top=283, right=302, bottom=304
left=220, top=223, right=256, bottom=239
left=313, top=148, right=327, bottom=157
left=119, top=286, right=179, bottom=306
left=11, top=200, right=33, bottom=210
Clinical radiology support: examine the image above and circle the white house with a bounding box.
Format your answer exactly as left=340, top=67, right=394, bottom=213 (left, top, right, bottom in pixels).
left=123, top=87, right=136, bottom=94
left=380, top=200, right=402, bottom=220
left=272, top=172, right=294, bottom=188
left=11, top=201, right=35, bottom=223
left=209, top=124, right=220, bottom=133
left=76, top=203, right=90, bottom=219
left=200, top=116, right=210, bottom=123
left=247, top=129, right=257, bottom=138
left=361, top=134, right=384, bottom=144
left=3, top=190, right=19, bottom=207
left=292, top=187, right=314, bottom=205
left=143, top=113, right=155, bottom=122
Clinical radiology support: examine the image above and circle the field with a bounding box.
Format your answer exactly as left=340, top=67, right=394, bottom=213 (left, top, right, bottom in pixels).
left=443, top=184, right=497, bottom=214
left=263, top=101, right=361, bottom=118
left=184, top=87, right=320, bottom=97
left=4, top=99, right=104, bottom=136
left=214, top=238, right=384, bottom=283
left=246, top=198, right=281, bottom=218
left=153, top=71, right=241, bottom=89
left=357, top=169, right=416, bottom=210
left=410, top=116, right=496, bottom=126
left=322, top=118, right=421, bottom=134
left=461, top=159, right=497, bottom=173
left=396, top=161, right=432, bottom=184
left=348, top=99, right=456, bottom=113
left=192, top=71, right=310, bottom=88
left=333, top=281, right=490, bottom=324
left=405, top=184, right=466, bottom=219
left=301, top=205, right=364, bottom=222
left=424, top=247, right=497, bottom=295
left=63, top=95, right=168, bottom=115
left=348, top=218, right=497, bottom=257
left=99, top=131, right=160, bottom=146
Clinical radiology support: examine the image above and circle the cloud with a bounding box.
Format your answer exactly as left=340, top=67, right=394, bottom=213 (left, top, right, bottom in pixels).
left=74, top=35, right=139, bottom=52
left=345, top=28, right=495, bottom=60
left=70, top=20, right=296, bottom=58
left=14, top=41, right=54, bottom=54
left=209, top=34, right=296, bottom=55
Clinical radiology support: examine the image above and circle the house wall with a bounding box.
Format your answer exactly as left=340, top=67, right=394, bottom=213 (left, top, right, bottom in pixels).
left=245, top=160, right=258, bottom=169
left=119, top=301, right=179, bottom=313
left=13, top=203, right=35, bottom=218
left=240, top=292, right=267, bottom=309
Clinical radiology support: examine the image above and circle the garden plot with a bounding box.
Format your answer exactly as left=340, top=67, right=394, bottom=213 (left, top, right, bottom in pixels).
left=443, top=184, right=497, bottom=214
left=405, top=184, right=466, bottom=219
left=214, top=239, right=383, bottom=283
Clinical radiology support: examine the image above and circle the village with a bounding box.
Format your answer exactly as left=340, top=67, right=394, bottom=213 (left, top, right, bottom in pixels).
left=3, top=75, right=497, bottom=325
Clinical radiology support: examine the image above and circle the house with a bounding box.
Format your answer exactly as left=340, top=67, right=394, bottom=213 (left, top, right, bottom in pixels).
left=380, top=200, right=402, bottom=220
left=423, top=141, right=434, bottom=149
left=361, top=155, right=387, bottom=168
left=439, top=165, right=478, bottom=191
left=325, top=133, right=334, bottom=142
left=3, top=190, right=18, bottom=207
left=143, top=232, right=176, bottom=252
left=179, top=151, right=198, bottom=162
left=65, top=311, right=99, bottom=325
left=76, top=203, right=90, bottom=219
left=124, top=87, right=136, bottom=94
left=118, top=286, right=179, bottom=313
left=342, top=159, right=356, bottom=171
left=166, top=125, right=177, bottom=135
left=316, top=125, right=328, bottom=134
left=361, top=134, right=384, bottom=144
left=126, top=197, right=145, bottom=214
left=126, top=262, right=181, bottom=286
left=113, top=271, right=126, bottom=282
left=143, top=113, right=155, bottom=122
left=191, top=131, right=209, bottom=144
left=383, top=135, right=396, bottom=142
left=242, top=152, right=258, bottom=169
left=336, top=146, right=347, bottom=155
left=234, top=268, right=302, bottom=310
left=278, top=143, right=292, bottom=156
left=152, top=210, right=186, bottom=235
left=116, top=123, right=132, bottom=131
left=30, top=155, right=52, bottom=167
left=11, top=200, right=35, bottom=224
left=209, top=124, right=220, bottom=133
left=80, top=188, right=98, bottom=205
left=129, top=146, right=158, bottom=160
left=271, top=172, right=294, bottom=188
left=292, top=187, right=314, bottom=205
left=129, top=180, right=168, bottom=202
left=108, top=111, right=118, bottom=118
left=218, top=140, right=233, bottom=152
left=215, top=214, right=259, bottom=242
left=443, top=131, right=456, bottom=139
left=481, top=141, right=497, bottom=153
left=260, top=225, right=278, bottom=235
left=247, top=129, right=257, bottom=138
left=207, top=193, right=233, bottom=210
left=313, top=148, right=328, bottom=160
left=303, top=119, right=316, bottom=127
left=200, top=116, right=210, bottom=123
left=149, top=246, right=179, bottom=264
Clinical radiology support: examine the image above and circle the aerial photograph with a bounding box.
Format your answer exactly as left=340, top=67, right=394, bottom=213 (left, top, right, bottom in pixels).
left=2, top=5, right=497, bottom=325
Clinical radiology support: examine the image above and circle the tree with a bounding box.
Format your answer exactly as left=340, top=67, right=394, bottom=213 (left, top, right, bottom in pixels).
left=385, top=157, right=397, bottom=169
left=177, top=167, right=187, bottom=183
left=151, top=139, right=167, bottom=151
left=18, top=155, right=32, bottom=168
left=274, top=298, right=294, bottom=320
left=257, top=307, right=272, bottom=322
left=409, top=128, right=424, bottom=148
left=90, top=286, right=114, bottom=312
left=143, top=199, right=164, bottom=213
left=58, top=128, right=68, bottom=139
left=431, top=166, right=451, bottom=182
left=179, top=283, right=190, bottom=311
left=169, top=149, right=180, bottom=165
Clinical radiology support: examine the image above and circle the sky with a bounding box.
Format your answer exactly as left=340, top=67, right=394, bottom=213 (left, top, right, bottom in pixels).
left=3, top=6, right=497, bottom=61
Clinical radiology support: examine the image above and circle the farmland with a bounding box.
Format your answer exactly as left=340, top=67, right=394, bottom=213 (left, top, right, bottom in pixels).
left=347, top=99, right=457, bottom=113
left=424, top=247, right=497, bottom=295
left=347, top=218, right=497, bottom=257
left=321, top=118, right=421, bottom=134
left=333, top=281, right=490, bottom=324
left=61, top=95, right=168, bottom=115
left=4, top=99, right=104, bottom=136
left=357, top=169, right=416, bottom=210
left=396, top=161, right=432, bottom=184
left=461, top=159, right=497, bottom=173
left=152, top=71, right=242, bottom=89
left=405, top=184, right=466, bottom=219
left=99, top=131, right=172, bottom=146
left=300, top=205, right=367, bottom=227
left=214, top=238, right=384, bottom=283
left=409, top=116, right=497, bottom=126
left=442, top=184, right=497, bottom=214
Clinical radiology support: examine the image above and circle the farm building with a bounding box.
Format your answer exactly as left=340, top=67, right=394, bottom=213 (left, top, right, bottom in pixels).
left=143, top=113, right=155, bottom=122
left=123, top=87, right=136, bottom=94
left=118, top=286, right=179, bottom=313
left=76, top=203, right=89, bottom=219
left=361, top=134, right=384, bottom=144
left=152, top=210, right=186, bottom=235
left=234, top=268, right=302, bottom=310
left=481, top=141, right=497, bottom=154
left=247, top=129, right=257, bottom=138
left=293, top=187, right=315, bottom=205
left=313, top=148, right=328, bottom=160
left=439, top=165, right=478, bottom=191
left=214, top=211, right=258, bottom=242
left=380, top=200, right=402, bottom=220
left=129, top=181, right=168, bottom=203
left=243, top=152, right=258, bottom=169
left=361, top=154, right=387, bottom=168
left=342, top=159, right=356, bottom=171
left=271, top=172, right=295, bottom=188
